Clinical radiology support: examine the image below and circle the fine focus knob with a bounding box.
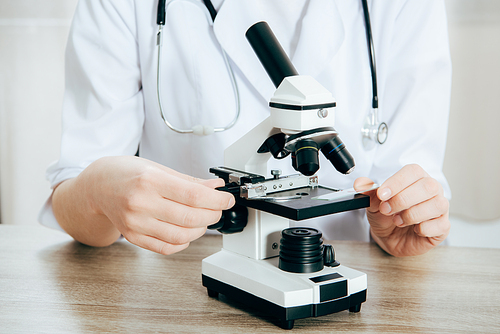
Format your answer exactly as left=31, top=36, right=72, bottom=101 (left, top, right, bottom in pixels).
left=323, top=244, right=340, bottom=267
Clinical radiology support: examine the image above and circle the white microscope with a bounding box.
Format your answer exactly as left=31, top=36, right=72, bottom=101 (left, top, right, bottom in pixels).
left=202, top=22, right=368, bottom=330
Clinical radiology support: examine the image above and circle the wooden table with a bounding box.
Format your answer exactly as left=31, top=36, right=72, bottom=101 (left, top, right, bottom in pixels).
left=1, top=225, right=499, bottom=333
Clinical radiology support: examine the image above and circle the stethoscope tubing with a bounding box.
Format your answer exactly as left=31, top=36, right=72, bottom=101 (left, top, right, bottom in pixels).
left=156, top=0, right=241, bottom=134
left=155, top=0, right=386, bottom=146
left=361, top=0, right=378, bottom=109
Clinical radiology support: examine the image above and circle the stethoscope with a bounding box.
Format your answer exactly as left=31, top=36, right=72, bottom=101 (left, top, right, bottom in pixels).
left=359, top=0, right=388, bottom=149
left=156, top=0, right=388, bottom=149
left=156, top=0, right=240, bottom=136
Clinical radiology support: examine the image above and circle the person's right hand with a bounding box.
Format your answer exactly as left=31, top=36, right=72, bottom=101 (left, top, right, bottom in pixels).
left=53, top=156, right=235, bottom=255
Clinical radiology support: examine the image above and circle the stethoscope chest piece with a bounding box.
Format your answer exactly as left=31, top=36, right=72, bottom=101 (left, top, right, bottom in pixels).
left=361, top=111, right=388, bottom=150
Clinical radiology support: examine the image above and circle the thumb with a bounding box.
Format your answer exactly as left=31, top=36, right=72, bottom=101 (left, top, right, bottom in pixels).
left=354, top=177, right=380, bottom=213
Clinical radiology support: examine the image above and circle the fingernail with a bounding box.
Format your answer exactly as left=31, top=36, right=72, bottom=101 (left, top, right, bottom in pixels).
left=227, top=196, right=236, bottom=209
left=379, top=187, right=392, bottom=201
left=380, top=201, right=391, bottom=215
left=393, top=214, right=404, bottom=227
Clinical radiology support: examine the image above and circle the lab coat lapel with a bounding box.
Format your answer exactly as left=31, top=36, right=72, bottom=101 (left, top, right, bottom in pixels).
left=213, top=0, right=345, bottom=102
left=213, top=0, right=274, bottom=101
left=292, top=0, right=345, bottom=78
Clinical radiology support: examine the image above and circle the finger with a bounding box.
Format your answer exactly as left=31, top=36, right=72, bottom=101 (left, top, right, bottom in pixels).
left=134, top=158, right=234, bottom=210
left=366, top=210, right=398, bottom=238
left=136, top=195, right=224, bottom=228
left=353, top=177, right=376, bottom=193
left=124, top=232, right=190, bottom=255
left=413, top=214, right=450, bottom=239
left=393, top=195, right=449, bottom=227
left=146, top=158, right=206, bottom=182
left=152, top=159, right=224, bottom=188
left=135, top=218, right=207, bottom=245
left=377, top=164, right=429, bottom=202
left=198, top=178, right=226, bottom=189
left=379, top=177, right=443, bottom=215
left=154, top=175, right=235, bottom=211
left=354, top=177, right=380, bottom=213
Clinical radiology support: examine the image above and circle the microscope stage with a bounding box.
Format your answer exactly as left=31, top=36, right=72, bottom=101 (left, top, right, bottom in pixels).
left=238, top=186, right=370, bottom=220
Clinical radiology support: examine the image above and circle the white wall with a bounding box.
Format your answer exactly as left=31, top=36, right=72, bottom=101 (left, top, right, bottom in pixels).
left=0, top=0, right=499, bottom=248
left=0, top=1, right=78, bottom=225
left=444, top=0, right=500, bottom=248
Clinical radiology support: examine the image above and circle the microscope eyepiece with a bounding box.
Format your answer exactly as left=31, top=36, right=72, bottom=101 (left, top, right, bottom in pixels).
left=292, top=139, right=320, bottom=176
left=246, top=21, right=356, bottom=177
left=320, top=136, right=355, bottom=174
left=246, top=21, right=299, bottom=88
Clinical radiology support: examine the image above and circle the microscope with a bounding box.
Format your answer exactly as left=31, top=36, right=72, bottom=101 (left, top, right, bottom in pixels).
left=202, top=22, right=369, bottom=330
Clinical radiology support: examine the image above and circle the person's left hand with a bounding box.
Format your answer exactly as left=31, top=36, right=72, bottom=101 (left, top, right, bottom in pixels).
left=354, top=164, right=450, bottom=257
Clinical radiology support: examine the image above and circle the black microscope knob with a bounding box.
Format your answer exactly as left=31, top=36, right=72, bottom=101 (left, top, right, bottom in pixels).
left=208, top=204, right=248, bottom=234
left=279, top=227, right=324, bottom=273
left=323, top=244, right=340, bottom=267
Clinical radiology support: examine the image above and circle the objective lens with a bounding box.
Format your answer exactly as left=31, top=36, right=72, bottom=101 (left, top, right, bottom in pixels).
left=293, top=139, right=319, bottom=176
left=321, top=136, right=355, bottom=174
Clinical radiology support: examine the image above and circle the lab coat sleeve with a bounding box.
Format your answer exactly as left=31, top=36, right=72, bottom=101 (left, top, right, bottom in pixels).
left=39, top=0, right=144, bottom=230
left=370, top=0, right=452, bottom=199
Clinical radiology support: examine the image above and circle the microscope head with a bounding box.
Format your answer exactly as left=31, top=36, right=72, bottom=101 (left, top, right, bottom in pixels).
left=247, top=21, right=355, bottom=176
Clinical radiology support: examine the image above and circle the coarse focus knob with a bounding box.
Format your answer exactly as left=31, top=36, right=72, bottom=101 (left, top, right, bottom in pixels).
left=208, top=204, right=248, bottom=234
left=279, top=227, right=324, bottom=273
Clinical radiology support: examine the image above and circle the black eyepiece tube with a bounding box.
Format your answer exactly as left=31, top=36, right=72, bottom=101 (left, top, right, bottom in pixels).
left=245, top=21, right=299, bottom=88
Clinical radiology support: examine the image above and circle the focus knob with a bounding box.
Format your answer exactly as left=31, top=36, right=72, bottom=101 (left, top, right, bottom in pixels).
left=279, top=227, right=324, bottom=273
left=208, top=204, right=248, bottom=234
left=323, top=244, right=340, bottom=267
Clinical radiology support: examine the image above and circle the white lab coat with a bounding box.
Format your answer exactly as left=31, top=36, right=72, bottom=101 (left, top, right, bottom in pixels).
left=40, top=0, right=452, bottom=242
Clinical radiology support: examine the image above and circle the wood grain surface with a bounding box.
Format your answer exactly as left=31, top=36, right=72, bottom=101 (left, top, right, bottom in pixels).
left=1, top=225, right=499, bottom=333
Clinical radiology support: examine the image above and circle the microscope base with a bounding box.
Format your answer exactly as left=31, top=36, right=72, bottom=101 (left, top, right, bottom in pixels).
left=202, top=250, right=367, bottom=329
